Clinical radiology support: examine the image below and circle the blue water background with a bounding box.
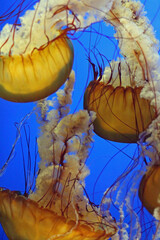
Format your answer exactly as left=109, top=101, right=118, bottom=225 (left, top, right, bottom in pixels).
left=0, top=0, right=160, bottom=239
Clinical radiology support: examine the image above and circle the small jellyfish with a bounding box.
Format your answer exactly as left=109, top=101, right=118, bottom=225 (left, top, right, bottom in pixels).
left=84, top=61, right=156, bottom=143
left=139, top=165, right=160, bottom=215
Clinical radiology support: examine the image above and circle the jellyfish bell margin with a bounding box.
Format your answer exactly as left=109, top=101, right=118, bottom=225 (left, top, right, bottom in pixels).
left=0, top=34, right=74, bottom=103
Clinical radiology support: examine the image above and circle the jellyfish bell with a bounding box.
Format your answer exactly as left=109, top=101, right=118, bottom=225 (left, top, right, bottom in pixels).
left=0, top=0, right=74, bottom=103
left=84, top=60, right=156, bottom=143
left=0, top=35, right=74, bottom=103
left=138, top=165, right=160, bottom=216
left=0, top=190, right=116, bottom=240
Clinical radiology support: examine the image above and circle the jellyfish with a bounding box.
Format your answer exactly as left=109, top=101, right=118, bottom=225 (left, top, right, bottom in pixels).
left=0, top=190, right=116, bottom=240
left=0, top=36, right=74, bottom=103
left=139, top=165, right=160, bottom=216
left=0, top=1, right=74, bottom=102
left=0, top=73, right=117, bottom=240
left=84, top=60, right=156, bottom=143
left=84, top=0, right=159, bottom=143
left=0, top=0, right=113, bottom=103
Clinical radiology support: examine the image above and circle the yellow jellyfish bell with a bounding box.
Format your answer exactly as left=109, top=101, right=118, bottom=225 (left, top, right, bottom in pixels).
left=84, top=63, right=156, bottom=143
left=0, top=35, right=74, bottom=102
left=139, top=165, right=160, bottom=215
left=0, top=190, right=115, bottom=240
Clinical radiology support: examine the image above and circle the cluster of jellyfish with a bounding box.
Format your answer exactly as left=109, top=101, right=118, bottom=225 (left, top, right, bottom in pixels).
left=0, top=0, right=160, bottom=239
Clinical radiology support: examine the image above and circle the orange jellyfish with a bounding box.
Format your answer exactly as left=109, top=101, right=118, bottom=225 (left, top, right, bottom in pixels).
left=139, top=165, right=160, bottom=215
left=0, top=35, right=74, bottom=102
left=0, top=0, right=74, bottom=103
left=84, top=61, right=156, bottom=143
left=0, top=190, right=116, bottom=240
left=83, top=0, right=159, bottom=144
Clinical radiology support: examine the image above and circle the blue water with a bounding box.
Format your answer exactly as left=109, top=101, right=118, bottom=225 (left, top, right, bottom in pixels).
left=0, top=1, right=160, bottom=239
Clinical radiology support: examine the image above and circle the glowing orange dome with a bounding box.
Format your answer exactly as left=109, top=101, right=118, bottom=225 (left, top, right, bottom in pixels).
left=139, top=165, right=160, bottom=215
left=84, top=80, right=156, bottom=143
left=0, top=190, right=116, bottom=240
left=0, top=35, right=74, bottom=102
